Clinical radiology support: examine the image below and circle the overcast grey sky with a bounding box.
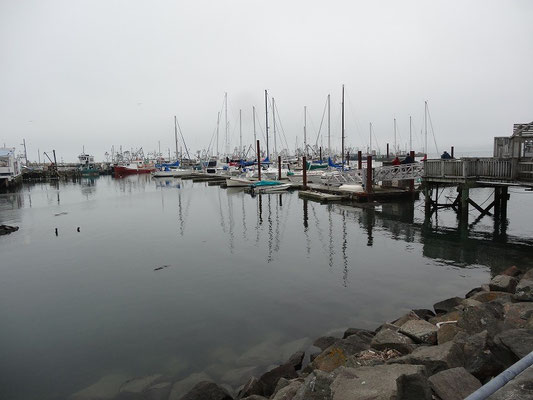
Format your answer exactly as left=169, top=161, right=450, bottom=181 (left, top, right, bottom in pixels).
left=1, top=0, right=532, bottom=162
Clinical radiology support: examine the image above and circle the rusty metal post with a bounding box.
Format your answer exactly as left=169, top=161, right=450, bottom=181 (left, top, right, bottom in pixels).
left=302, top=156, right=307, bottom=189
left=358, top=151, right=362, bottom=170
left=278, top=155, right=282, bottom=180
left=366, top=155, right=373, bottom=195
left=256, top=140, right=261, bottom=181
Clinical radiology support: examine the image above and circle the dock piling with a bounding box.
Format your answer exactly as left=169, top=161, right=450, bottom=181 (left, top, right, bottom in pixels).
left=358, top=151, right=362, bottom=170
left=366, top=155, right=373, bottom=197
left=278, top=155, right=281, bottom=180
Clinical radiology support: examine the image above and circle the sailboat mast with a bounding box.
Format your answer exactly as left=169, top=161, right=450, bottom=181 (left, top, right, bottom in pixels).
left=224, top=92, right=228, bottom=157
left=304, top=105, right=307, bottom=158
left=409, top=115, right=412, bottom=152
left=424, top=100, right=428, bottom=156
left=216, top=112, right=220, bottom=158
left=239, top=109, right=242, bottom=159
left=174, top=115, right=179, bottom=160
left=327, top=94, right=331, bottom=159
left=265, top=90, right=269, bottom=159
left=341, top=84, right=345, bottom=166
left=272, top=98, right=277, bottom=159
left=253, top=106, right=256, bottom=146
left=394, top=118, right=398, bottom=155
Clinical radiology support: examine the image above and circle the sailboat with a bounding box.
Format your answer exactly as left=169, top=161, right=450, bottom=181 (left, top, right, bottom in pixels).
left=152, top=116, right=192, bottom=178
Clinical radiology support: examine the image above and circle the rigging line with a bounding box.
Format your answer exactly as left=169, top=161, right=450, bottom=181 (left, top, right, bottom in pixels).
left=426, top=105, right=439, bottom=155
left=314, top=97, right=328, bottom=147
left=273, top=101, right=290, bottom=151
left=251, top=106, right=267, bottom=145
left=175, top=118, right=192, bottom=160
left=344, top=89, right=365, bottom=147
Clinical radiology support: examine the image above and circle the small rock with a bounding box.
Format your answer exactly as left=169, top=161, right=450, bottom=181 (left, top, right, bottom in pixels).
left=390, top=310, right=421, bottom=327
left=390, top=341, right=464, bottom=375
left=399, top=319, right=438, bottom=344
left=465, top=287, right=485, bottom=298
left=370, top=328, right=416, bottom=354
left=341, top=328, right=375, bottom=340
left=513, top=279, right=533, bottom=302
left=286, top=351, right=305, bottom=371
left=312, top=336, right=340, bottom=351
left=437, top=324, right=462, bottom=345
left=501, top=265, right=521, bottom=277
left=434, top=297, right=464, bottom=314
left=503, top=302, right=533, bottom=330
left=180, top=381, right=233, bottom=400
left=271, top=381, right=302, bottom=400
left=470, top=291, right=512, bottom=304
left=489, top=275, right=518, bottom=293
left=237, top=377, right=262, bottom=399
left=258, top=364, right=298, bottom=397
left=241, top=396, right=267, bottom=400
left=428, top=367, right=481, bottom=400
left=430, top=310, right=462, bottom=325
left=522, top=268, right=533, bottom=281
left=412, top=309, right=436, bottom=321
left=330, top=364, right=431, bottom=400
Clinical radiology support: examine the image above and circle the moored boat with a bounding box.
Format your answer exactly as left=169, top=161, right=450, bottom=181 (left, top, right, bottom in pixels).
left=114, top=161, right=155, bottom=176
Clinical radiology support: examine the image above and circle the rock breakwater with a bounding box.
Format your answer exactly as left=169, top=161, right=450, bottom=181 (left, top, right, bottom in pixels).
left=70, top=266, right=533, bottom=400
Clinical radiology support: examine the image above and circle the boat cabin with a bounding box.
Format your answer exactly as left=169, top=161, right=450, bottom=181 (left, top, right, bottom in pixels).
left=494, top=122, right=533, bottom=159
left=0, top=148, right=22, bottom=187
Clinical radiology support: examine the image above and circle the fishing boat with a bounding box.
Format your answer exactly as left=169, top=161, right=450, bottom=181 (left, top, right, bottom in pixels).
left=114, top=160, right=155, bottom=176
left=252, top=181, right=291, bottom=193
left=78, top=152, right=99, bottom=176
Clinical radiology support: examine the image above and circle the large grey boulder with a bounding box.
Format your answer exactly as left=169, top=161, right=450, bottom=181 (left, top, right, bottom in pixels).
left=457, top=330, right=504, bottom=382
left=330, top=364, right=431, bottom=400
left=311, top=332, right=373, bottom=372
left=503, top=302, right=533, bottom=330
left=492, top=329, right=533, bottom=368
left=487, top=365, right=533, bottom=399
left=489, top=275, right=518, bottom=293
left=257, top=364, right=298, bottom=397
left=370, top=328, right=416, bottom=354
left=342, top=328, right=375, bottom=340
left=271, top=381, right=302, bottom=400
left=514, top=279, right=533, bottom=301
left=313, top=336, right=340, bottom=352
left=399, top=319, right=438, bottom=344
left=237, top=377, right=262, bottom=399
left=470, top=291, right=512, bottom=304
left=428, top=367, right=481, bottom=400
left=180, top=381, right=233, bottom=400
left=434, top=297, right=464, bottom=314
left=389, top=340, right=464, bottom=375
left=292, top=370, right=336, bottom=400
left=457, top=302, right=504, bottom=337
left=390, top=311, right=421, bottom=327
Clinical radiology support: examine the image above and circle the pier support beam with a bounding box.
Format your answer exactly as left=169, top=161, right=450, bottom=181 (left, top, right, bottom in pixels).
left=460, top=184, right=470, bottom=223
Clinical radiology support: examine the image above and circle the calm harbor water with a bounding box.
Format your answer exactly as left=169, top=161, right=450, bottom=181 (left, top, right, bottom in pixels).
left=1, top=175, right=533, bottom=400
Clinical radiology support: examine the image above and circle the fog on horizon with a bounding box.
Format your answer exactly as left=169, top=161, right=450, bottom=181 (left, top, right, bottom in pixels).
left=1, top=0, right=532, bottom=162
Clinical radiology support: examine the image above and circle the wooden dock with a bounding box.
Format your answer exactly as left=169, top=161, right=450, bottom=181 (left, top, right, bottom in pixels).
left=298, top=190, right=349, bottom=203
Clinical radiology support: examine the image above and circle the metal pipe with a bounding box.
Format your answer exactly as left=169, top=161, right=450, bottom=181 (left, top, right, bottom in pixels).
left=465, top=350, right=533, bottom=400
